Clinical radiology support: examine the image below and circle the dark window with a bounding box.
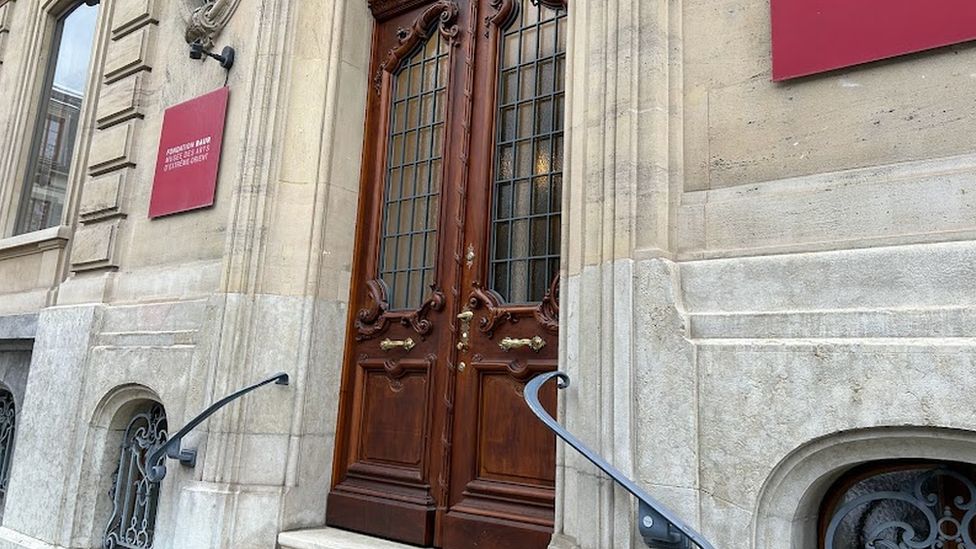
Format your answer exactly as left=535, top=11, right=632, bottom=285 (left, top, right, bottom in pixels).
left=14, top=1, right=99, bottom=235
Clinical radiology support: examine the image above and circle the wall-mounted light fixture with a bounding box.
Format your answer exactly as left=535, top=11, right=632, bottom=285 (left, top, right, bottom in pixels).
left=189, top=41, right=235, bottom=70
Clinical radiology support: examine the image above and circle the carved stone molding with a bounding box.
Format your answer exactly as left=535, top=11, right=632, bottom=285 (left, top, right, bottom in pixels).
left=355, top=278, right=447, bottom=340
left=374, top=0, right=460, bottom=92
left=181, top=0, right=242, bottom=46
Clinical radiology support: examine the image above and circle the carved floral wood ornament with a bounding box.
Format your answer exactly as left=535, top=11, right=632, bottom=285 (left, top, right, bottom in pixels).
left=355, top=279, right=447, bottom=340
left=373, top=0, right=461, bottom=92
left=486, top=0, right=568, bottom=34
left=467, top=276, right=560, bottom=337
left=181, top=0, right=242, bottom=46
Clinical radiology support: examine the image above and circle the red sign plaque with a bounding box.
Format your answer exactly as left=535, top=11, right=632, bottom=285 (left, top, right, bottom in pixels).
left=149, top=87, right=230, bottom=218
left=772, top=0, right=976, bottom=81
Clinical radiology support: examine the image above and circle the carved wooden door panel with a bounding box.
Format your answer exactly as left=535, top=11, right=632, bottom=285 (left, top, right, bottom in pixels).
left=442, top=1, right=565, bottom=547
left=327, top=2, right=466, bottom=545
left=329, top=1, right=565, bottom=548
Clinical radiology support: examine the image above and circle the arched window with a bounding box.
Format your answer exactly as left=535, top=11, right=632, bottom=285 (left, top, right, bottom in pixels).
left=102, top=403, right=167, bottom=549
left=0, top=389, right=16, bottom=515
left=820, top=461, right=976, bottom=549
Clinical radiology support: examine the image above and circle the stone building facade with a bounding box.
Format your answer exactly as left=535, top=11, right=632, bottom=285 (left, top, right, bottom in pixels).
left=0, top=0, right=972, bottom=548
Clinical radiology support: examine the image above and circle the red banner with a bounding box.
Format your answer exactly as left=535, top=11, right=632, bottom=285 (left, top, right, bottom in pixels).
left=772, top=0, right=976, bottom=81
left=149, top=87, right=229, bottom=218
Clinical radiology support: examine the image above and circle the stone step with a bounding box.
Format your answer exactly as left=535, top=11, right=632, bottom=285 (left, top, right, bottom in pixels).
left=278, top=528, right=421, bottom=549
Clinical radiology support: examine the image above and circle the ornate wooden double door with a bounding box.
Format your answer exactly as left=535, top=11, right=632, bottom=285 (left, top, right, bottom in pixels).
left=327, top=1, right=567, bottom=547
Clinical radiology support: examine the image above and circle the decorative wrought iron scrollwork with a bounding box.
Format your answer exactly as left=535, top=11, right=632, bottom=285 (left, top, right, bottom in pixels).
left=0, top=390, right=15, bottom=512
left=825, top=465, right=976, bottom=549
left=103, top=404, right=168, bottom=549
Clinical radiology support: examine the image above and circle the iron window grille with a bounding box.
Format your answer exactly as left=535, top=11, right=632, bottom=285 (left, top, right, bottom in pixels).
left=102, top=404, right=168, bottom=549
left=0, top=390, right=15, bottom=515
left=822, top=461, right=976, bottom=549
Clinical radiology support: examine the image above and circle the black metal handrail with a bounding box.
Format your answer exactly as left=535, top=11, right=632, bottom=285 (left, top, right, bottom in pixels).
left=146, top=371, right=290, bottom=482
left=525, top=371, right=716, bottom=549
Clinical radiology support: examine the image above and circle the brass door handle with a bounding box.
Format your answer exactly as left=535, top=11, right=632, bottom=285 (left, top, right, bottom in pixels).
left=499, top=336, right=546, bottom=352
left=456, top=310, right=473, bottom=352
left=380, top=338, right=415, bottom=352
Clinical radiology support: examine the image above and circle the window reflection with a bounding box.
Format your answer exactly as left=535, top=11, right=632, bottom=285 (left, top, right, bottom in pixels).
left=14, top=2, right=98, bottom=235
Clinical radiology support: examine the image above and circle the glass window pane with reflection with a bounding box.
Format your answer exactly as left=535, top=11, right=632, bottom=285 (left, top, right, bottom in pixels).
left=14, top=2, right=98, bottom=235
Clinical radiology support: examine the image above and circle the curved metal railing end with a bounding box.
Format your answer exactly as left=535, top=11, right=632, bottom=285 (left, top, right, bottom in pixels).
left=146, top=371, right=290, bottom=482
left=524, top=371, right=716, bottom=549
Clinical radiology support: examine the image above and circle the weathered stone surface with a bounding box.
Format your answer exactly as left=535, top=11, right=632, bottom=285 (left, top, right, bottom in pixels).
left=279, top=527, right=419, bottom=549
left=0, top=313, right=36, bottom=341
left=87, top=122, right=135, bottom=174
left=104, top=24, right=154, bottom=83
left=112, top=0, right=157, bottom=39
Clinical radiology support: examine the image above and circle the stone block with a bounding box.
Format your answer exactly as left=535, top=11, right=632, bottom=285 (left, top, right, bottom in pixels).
left=70, top=222, right=117, bottom=268
left=88, top=121, right=135, bottom=174
left=104, top=25, right=154, bottom=84
left=112, top=0, right=157, bottom=40
left=679, top=240, right=976, bottom=313
left=95, top=73, right=143, bottom=128
left=3, top=306, right=98, bottom=543
left=677, top=154, right=976, bottom=257
left=279, top=528, right=421, bottom=549
left=0, top=313, right=37, bottom=340
left=79, top=171, right=125, bottom=218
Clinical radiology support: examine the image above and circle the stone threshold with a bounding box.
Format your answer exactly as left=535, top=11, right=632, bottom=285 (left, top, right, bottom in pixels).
left=278, top=528, right=422, bottom=549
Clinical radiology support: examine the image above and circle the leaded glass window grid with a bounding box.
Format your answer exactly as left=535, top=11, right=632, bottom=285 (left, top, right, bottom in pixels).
left=489, top=1, right=566, bottom=305
left=378, top=31, right=449, bottom=311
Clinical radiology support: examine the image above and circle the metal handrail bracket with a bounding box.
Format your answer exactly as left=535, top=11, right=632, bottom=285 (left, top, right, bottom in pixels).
left=146, top=371, right=290, bottom=482
left=524, top=371, right=716, bottom=549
